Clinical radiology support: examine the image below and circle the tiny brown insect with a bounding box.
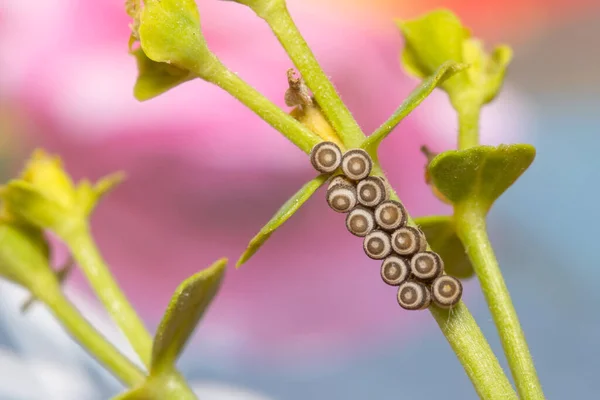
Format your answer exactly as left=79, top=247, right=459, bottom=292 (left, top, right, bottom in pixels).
left=357, top=177, right=387, bottom=207
left=410, top=251, right=444, bottom=282
left=381, top=255, right=410, bottom=286
left=374, top=200, right=407, bottom=231
left=431, top=275, right=463, bottom=308
left=391, top=226, right=427, bottom=256
left=341, top=149, right=372, bottom=180
left=345, top=206, right=376, bottom=237
left=397, top=280, right=431, bottom=311
left=363, top=230, right=393, bottom=260
left=310, top=141, right=343, bottom=174
left=326, top=184, right=357, bottom=213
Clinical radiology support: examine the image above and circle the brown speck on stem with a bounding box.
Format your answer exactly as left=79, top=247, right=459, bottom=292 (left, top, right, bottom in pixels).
left=285, top=68, right=313, bottom=108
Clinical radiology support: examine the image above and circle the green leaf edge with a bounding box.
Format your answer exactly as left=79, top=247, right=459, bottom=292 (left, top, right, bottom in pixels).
left=363, top=60, right=469, bottom=151
left=150, top=258, right=227, bottom=374
left=236, top=174, right=329, bottom=268
left=414, top=215, right=474, bottom=279
left=428, top=144, right=536, bottom=211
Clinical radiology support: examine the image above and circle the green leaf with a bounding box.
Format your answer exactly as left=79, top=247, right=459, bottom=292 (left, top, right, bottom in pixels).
left=0, top=221, right=56, bottom=290
left=132, top=48, right=196, bottom=101
left=482, top=45, right=513, bottom=104
left=415, top=215, right=473, bottom=279
left=151, top=258, right=227, bottom=374
left=0, top=181, right=76, bottom=236
left=139, top=0, right=210, bottom=72
left=77, top=172, right=125, bottom=215
left=236, top=174, right=329, bottom=268
left=428, top=144, right=536, bottom=212
left=397, top=9, right=469, bottom=93
left=397, top=9, right=512, bottom=107
left=364, top=61, right=468, bottom=150
left=0, top=150, right=124, bottom=238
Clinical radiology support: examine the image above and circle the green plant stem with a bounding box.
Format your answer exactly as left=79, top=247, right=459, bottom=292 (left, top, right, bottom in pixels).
left=371, top=163, right=518, bottom=400
left=456, top=202, right=545, bottom=400
left=64, top=223, right=153, bottom=368
left=41, top=288, right=145, bottom=387
left=363, top=62, right=467, bottom=151
left=456, top=102, right=481, bottom=149
left=430, top=304, right=519, bottom=400
left=151, top=371, right=198, bottom=400
left=198, top=55, right=321, bottom=154
left=257, top=1, right=365, bottom=148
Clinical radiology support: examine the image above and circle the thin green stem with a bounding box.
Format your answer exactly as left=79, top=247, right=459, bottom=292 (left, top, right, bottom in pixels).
left=64, top=223, right=153, bottom=367
left=430, top=304, right=519, bottom=400
left=364, top=62, right=467, bottom=151
left=370, top=163, right=518, bottom=400
left=198, top=55, right=321, bottom=154
left=456, top=102, right=481, bottom=149
left=41, top=289, right=145, bottom=387
left=455, top=203, right=545, bottom=400
left=257, top=1, right=365, bottom=148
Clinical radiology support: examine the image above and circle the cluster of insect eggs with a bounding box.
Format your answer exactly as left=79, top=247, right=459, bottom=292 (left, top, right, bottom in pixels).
left=310, top=141, right=463, bottom=311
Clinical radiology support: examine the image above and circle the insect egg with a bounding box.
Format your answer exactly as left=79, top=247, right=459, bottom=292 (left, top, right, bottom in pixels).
left=328, top=175, right=354, bottom=191
left=326, top=184, right=357, bottom=213
left=357, top=177, right=387, bottom=207
left=397, top=280, right=431, bottom=310
left=381, top=255, right=410, bottom=286
left=341, top=149, right=372, bottom=180
left=309, top=141, right=343, bottom=173
left=410, top=251, right=444, bottom=282
left=345, top=206, right=376, bottom=237
left=363, top=230, right=392, bottom=260
left=374, top=176, right=391, bottom=201
left=431, top=275, right=463, bottom=308
left=391, top=226, right=426, bottom=256
left=374, top=200, right=407, bottom=231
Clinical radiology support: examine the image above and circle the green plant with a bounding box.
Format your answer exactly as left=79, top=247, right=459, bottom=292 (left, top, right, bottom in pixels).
left=0, top=1, right=545, bottom=399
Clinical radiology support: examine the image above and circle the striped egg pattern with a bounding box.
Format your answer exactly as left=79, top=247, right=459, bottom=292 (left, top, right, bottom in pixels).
left=308, top=141, right=463, bottom=311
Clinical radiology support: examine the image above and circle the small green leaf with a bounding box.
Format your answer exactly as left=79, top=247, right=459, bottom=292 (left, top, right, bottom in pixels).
left=428, top=144, right=536, bottom=212
left=364, top=61, right=468, bottom=150
left=482, top=45, right=513, bottom=104
left=236, top=174, right=329, bottom=268
left=0, top=221, right=56, bottom=291
left=151, top=258, right=227, bottom=374
left=132, top=48, right=196, bottom=101
left=397, top=10, right=469, bottom=93
left=415, top=215, right=473, bottom=278
left=139, top=0, right=210, bottom=72
left=0, top=150, right=124, bottom=238
left=0, top=181, right=76, bottom=236
left=19, top=149, right=76, bottom=207
left=397, top=9, right=512, bottom=107
left=77, top=172, right=126, bottom=215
